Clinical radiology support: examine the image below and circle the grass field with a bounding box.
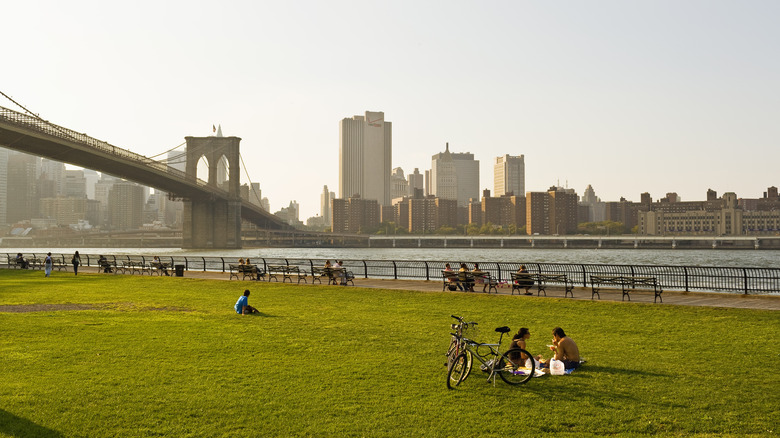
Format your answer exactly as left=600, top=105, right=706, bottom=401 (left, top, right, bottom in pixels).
left=0, top=269, right=778, bottom=437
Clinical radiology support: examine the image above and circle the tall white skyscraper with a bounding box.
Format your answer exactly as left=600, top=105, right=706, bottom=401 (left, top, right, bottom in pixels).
left=494, top=154, right=525, bottom=197
left=320, top=185, right=335, bottom=225
left=339, top=111, right=392, bottom=205
left=430, top=143, right=479, bottom=207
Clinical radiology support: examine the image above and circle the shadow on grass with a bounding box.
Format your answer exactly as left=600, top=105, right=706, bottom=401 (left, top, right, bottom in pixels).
left=577, top=364, right=671, bottom=378
left=0, top=409, right=64, bottom=437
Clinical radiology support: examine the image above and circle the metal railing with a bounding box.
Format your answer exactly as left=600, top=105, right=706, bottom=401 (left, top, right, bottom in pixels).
left=5, top=253, right=779, bottom=295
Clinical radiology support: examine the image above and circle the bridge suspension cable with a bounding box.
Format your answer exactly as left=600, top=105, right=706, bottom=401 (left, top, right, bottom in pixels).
left=0, top=90, right=44, bottom=121
left=238, top=153, right=264, bottom=206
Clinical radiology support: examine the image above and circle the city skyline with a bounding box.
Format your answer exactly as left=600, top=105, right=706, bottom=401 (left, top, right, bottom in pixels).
left=2, top=1, right=778, bottom=220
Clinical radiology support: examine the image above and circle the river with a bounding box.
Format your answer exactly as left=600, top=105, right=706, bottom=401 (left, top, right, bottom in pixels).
left=5, top=247, right=778, bottom=268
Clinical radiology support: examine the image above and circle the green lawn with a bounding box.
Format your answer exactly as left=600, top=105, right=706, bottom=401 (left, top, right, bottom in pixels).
left=0, top=269, right=778, bottom=437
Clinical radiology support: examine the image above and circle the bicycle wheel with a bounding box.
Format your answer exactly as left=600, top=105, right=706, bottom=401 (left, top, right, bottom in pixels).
left=497, top=348, right=535, bottom=385
left=446, top=353, right=471, bottom=389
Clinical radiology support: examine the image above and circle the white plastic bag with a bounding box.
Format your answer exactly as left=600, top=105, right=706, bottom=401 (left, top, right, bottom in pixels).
left=549, top=358, right=565, bottom=375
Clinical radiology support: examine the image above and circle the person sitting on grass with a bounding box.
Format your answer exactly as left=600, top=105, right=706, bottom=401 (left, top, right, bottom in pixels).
left=508, top=327, right=543, bottom=368
left=234, top=289, right=259, bottom=315
left=541, top=327, right=580, bottom=370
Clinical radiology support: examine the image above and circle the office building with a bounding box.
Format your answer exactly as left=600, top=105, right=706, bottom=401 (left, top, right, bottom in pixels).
left=391, top=167, right=409, bottom=200
left=408, top=168, right=424, bottom=197
left=39, top=197, right=87, bottom=226
left=580, top=184, right=606, bottom=222
left=494, top=154, right=525, bottom=197
left=7, top=152, right=39, bottom=223
left=332, top=196, right=380, bottom=234
left=339, top=111, right=392, bottom=205
left=65, top=170, right=88, bottom=198
left=107, top=181, right=145, bottom=231
left=430, top=143, right=479, bottom=207
left=320, top=185, right=335, bottom=226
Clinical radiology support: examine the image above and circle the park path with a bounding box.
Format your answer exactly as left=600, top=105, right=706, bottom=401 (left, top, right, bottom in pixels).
left=179, top=271, right=780, bottom=311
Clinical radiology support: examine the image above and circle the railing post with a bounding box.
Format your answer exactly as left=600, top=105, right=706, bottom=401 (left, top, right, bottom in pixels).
left=743, top=268, right=749, bottom=295
left=425, top=262, right=430, bottom=281
left=202, top=257, right=206, bottom=271
left=363, top=260, right=368, bottom=279
left=581, top=265, right=587, bottom=288
left=393, top=261, right=398, bottom=280
left=684, top=267, right=689, bottom=292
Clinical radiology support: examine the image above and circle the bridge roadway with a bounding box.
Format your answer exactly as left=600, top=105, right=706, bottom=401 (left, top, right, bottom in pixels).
left=178, top=270, right=780, bottom=311
left=0, top=105, right=289, bottom=230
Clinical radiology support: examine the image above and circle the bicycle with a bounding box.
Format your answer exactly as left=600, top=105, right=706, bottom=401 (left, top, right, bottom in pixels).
left=445, top=315, right=477, bottom=370
left=446, top=325, right=535, bottom=389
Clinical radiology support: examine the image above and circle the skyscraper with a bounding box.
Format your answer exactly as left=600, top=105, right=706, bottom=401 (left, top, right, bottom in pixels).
left=494, top=154, right=525, bottom=197
left=7, top=152, right=39, bottom=223
left=339, top=111, right=392, bottom=205
left=430, top=143, right=479, bottom=207
left=320, top=185, right=335, bottom=226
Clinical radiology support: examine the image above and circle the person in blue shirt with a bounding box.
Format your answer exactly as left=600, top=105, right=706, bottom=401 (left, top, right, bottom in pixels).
left=234, top=289, right=258, bottom=315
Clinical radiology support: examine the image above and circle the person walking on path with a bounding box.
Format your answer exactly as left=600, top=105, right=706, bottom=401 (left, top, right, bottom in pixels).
left=72, top=251, right=81, bottom=276
left=44, top=252, right=53, bottom=277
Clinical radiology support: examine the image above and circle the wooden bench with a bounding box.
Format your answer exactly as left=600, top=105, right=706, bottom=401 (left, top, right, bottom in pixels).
left=321, top=267, right=353, bottom=285
left=53, top=256, right=69, bottom=271
left=511, top=272, right=575, bottom=298
left=129, top=261, right=152, bottom=275
left=311, top=266, right=328, bottom=284
left=98, top=260, right=117, bottom=273
left=229, top=264, right=264, bottom=281
left=151, top=262, right=171, bottom=276
left=472, top=271, right=498, bottom=293
left=441, top=270, right=475, bottom=291
left=590, top=275, right=663, bottom=303
left=7, top=256, right=24, bottom=269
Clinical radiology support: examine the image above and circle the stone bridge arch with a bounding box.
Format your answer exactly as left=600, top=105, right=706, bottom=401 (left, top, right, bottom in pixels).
left=182, top=135, right=242, bottom=248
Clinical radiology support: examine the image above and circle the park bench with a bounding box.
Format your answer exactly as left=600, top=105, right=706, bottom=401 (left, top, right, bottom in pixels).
left=590, top=275, right=663, bottom=303
left=511, top=272, right=575, bottom=298
left=7, top=256, right=24, bottom=269
left=128, top=261, right=152, bottom=275
left=151, top=262, right=171, bottom=276
left=472, top=271, right=499, bottom=293
left=229, top=264, right=264, bottom=281
left=311, top=266, right=328, bottom=284
left=98, top=260, right=118, bottom=273
left=52, top=255, right=69, bottom=271
left=321, top=267, right=353, bottom=285
left=441, top=270, right=475, bottom=292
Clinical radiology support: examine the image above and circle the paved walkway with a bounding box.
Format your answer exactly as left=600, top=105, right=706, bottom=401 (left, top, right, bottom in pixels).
left=180, top=271, right=780, bottom=311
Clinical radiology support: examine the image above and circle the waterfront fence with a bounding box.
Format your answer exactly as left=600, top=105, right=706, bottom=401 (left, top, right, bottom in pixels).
left=4, top=253, right=779, bottom=295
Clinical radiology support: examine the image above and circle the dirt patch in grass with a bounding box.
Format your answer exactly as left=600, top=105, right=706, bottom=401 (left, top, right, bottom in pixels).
left=0, top=303, right=194, bottom=313
left=0, top=303, right=99, bottom=313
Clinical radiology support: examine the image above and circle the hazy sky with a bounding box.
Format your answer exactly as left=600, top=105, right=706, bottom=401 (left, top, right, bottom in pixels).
left=3, top=1, right=778, bottom=219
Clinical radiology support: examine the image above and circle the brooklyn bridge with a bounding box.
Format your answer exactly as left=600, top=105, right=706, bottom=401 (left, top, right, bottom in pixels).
left=0, top=104, right=357, bottom=248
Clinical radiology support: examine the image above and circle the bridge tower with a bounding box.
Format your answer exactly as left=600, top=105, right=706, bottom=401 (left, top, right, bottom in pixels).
left=182, top=135, right=243, bottom=249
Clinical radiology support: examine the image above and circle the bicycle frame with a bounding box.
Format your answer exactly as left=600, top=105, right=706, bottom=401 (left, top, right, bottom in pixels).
left=446, top=324, right=536, bottom=388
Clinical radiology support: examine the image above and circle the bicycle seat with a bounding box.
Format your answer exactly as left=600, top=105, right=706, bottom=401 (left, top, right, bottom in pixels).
left=495, top=326, right=511, bottom=333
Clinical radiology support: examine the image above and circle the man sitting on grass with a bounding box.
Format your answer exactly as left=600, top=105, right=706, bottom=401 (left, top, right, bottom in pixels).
left=541, top=327, right=581, bottom=370
left=234, top=289, right=259, bottom=315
